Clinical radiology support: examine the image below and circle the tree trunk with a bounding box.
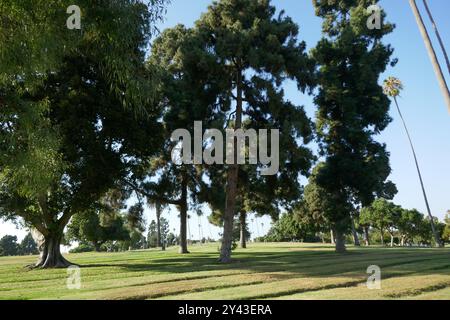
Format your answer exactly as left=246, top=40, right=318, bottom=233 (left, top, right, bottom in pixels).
left=390, top=233, right=395, bottom=247
left=219, top=69, right=243, bottom=263
left=330, top=229, right=335, bottom=245
left=364, top=226, right=370, bottom=246
left=351, top=217, right=360, bottom=246
left=178, top=174, right=190, bottom=254
left=93, top=241, right=101, bottom=252
left=156, top=203, right=162, bottom=248
left=422, top=0, right=450, bottom=75
left=33, top=231, right=72, bottom=269
left=393, top=97, right=443, bottom=248
left=335, top=230, right=346, bottom=253
left=239, top=211, right=247, bottom=249
left=380, top=229, right=385, bottom=246
left=409, top=0, right=450, bottom=113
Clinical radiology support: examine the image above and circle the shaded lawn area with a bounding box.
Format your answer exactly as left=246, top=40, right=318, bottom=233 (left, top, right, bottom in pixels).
left=0, top=243, right=449, bottom=300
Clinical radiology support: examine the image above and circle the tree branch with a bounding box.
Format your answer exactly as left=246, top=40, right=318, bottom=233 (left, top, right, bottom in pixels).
left=124, top=179, right=181, bottom=206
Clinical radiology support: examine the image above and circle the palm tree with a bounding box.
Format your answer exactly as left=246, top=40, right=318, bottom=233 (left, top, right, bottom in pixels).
left=422, top=0, right=450, bottom=75
left=409, top=0, right=450, bottom=113
left=383, top=77, right=443, bottom=247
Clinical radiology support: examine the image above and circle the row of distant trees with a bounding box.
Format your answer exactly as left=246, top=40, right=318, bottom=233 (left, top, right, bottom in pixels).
left=64, top=192, right=179, bottom=253
left=0, top=233, right=38, bottom=257
left=265, top=205, right=450, bottom=247
left=67, top=211, right=248, bottom=253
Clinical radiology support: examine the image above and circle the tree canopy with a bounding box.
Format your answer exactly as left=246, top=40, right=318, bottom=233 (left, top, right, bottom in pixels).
left=0, top=1, right=168, bottom=268
left=194, top=0, right=316, bottom=262
left=311, top=0, right=397, bottom=252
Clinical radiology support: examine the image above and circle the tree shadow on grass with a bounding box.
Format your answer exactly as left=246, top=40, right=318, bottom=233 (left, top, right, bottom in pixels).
left=78, top=247, right=450, bottom=279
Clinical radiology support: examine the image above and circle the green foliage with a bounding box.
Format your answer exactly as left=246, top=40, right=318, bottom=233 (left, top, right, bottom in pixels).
left=361, top=199, right=445, bottom=246
left=196, top=0, right=316, bottom=228
left=304, top=167, right=353, bottom=238
left=0, top=0, right=168, bottom=102
left=66, top=209, right=129, bottom=251
left=69, top=243, right=95, bottom=254
left=196, top=0, right=315, bottom=90
left=127, top=203, right=146, bottom=233
left=232, top=217, right=251, bottom=242
left=0, top=1, right=168, bottom=267
left=19, top=232, right=39, bottom=255
left=127, top=230, right=147, bottom=250
left=129, top=23, right=225, bottom=253
left=443, top=211, right=450, bottom=244
left=423, top=217, right=446, bottom=247
left=0, top=235, right=19, bottom=256
left=0, top=232, right=39, bottom=256
left=147, top=220, right=158, bottom=248
left=396, top=208, right=426, bottom=244
left=160, top=217, right=170, bottom=248
left=265, top=212, right=318, bottom=243
left=311, top=0, right=397, bottom=238
left=166, top=233, right=178, bottom=247
left=360, top=199, right=399, bottom=238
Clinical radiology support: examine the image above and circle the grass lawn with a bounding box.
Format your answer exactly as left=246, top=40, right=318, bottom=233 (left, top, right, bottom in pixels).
left=0, top=243, right=449, bottom=300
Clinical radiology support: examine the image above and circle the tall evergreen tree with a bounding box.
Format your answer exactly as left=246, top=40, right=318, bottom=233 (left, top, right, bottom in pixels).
left=126, top=24, right=226, bottom=254
left=196, top=0, right=315, bottom=262
left=19, top=232, right=39, bottom=255
left=312, top=0, right=396, bottom=252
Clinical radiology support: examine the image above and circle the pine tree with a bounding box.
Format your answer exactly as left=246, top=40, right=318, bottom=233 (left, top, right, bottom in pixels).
left=196, top=0, right=315, bottom=262
left=312, top=0, right=396, bottom=252
left=127, top=24, right=227, bottom=254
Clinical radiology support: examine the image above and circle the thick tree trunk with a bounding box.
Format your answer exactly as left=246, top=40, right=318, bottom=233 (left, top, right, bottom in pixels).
left=239, top=211, right=247, bottom=249
left=220, top=167, right=238, bottom=262
left=330, top=229, right=335, bottom=245
left=335, top=230, right=346, bottom=253
left=364, top=226, right=370, bottom=246
left=390, top=233, right=394, bottom=247
left=33, top=232, right=72, bottom=269
left=220, top=69, right=243, bottom=263
left=178, top=175, right=190, bottom=254
left=351, top=217, right=360, bottom=246
left=380, top=229, right=385, bottom=246
left=179, top=204, right=189, bottom=254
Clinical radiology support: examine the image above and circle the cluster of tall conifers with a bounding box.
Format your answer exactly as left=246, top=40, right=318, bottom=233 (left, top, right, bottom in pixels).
left=0, top=0, right=409, bottom=268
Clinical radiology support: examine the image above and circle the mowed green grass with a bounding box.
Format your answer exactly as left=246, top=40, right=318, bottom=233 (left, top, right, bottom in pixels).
left=0, top=243, right=449, bottom=300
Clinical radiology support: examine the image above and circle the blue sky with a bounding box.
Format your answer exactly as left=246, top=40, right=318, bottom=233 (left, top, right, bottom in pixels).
left=1, top=0, right=449, bottom=242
